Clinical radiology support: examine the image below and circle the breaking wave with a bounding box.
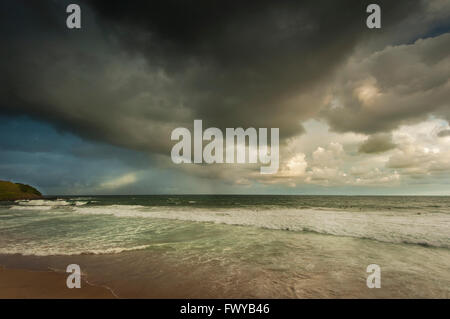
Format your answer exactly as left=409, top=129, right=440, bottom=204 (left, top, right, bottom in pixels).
left=15, top=199, right=71, bottom=206
left=71, top=205, right=450, bottom=249
left=10, top=199, right=87, bottom=211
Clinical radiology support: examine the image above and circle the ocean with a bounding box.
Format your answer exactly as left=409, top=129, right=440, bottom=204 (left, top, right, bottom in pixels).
left=0, top=195, right=449, bottom=298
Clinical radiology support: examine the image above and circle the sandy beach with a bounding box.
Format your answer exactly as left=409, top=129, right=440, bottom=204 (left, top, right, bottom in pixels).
left=0, top=266, right=116, bottom=299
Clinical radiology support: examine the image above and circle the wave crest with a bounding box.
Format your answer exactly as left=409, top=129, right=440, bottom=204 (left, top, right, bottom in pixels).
left=72, top=205, right=450, bottom=249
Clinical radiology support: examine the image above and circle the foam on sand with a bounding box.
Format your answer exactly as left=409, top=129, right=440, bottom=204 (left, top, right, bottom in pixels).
left=0, top=244, right=151, bottom=257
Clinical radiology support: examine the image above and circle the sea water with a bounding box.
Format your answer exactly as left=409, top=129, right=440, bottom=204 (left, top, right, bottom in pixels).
left=0, top=195, right=449, bottom=298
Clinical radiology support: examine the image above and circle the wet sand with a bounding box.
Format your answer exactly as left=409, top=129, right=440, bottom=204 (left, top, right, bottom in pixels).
left=0, top=266, right=117, bottom=299
left=0, top=235, right=448, bottom=299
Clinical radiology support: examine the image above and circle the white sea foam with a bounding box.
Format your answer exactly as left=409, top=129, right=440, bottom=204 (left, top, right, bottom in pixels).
left=74, top=205, right=147, bottom=216
left=16, top=199, right=71, bottom=206
left=10, top=205, right=52, bottom=211
left=72, top=205, right=450, bottom=248
left=0, top=244, right=151, bottom=256
left=2, top=204, right=448, bottom=258
left=10, top=199, right=88, bottom=211
left=74, top=201, right=88, bottom=206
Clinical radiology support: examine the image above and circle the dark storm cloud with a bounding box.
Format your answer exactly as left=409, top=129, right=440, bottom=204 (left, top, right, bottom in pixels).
left=358, top=133, right=396, bottom=154
left=0, top=0, right=424, bottom=156
left=322, top=32, right=450, bottom=135
left=437, top=129, right=450, bottom=137
left=87, top=0, right=425, bottom=133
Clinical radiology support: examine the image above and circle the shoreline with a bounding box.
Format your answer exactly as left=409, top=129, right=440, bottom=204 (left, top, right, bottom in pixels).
left=0, top=265, right=117, bottom=299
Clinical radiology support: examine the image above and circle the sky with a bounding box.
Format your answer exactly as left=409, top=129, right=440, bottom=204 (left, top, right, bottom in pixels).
left=0, top=0, right=449, bottom=195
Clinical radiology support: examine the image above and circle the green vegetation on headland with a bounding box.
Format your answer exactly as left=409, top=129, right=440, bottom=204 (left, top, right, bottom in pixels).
left=0, top=180, right=43, bottom=201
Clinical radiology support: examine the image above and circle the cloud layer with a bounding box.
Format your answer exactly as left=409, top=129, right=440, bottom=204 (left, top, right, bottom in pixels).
left=0, top=0, right=449, bottom=194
